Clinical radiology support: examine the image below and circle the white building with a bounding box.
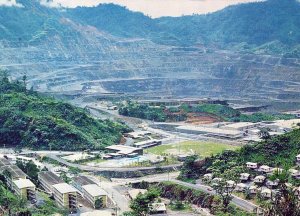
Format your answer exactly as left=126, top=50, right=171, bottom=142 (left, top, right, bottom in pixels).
left=240, top=173, right=250, bottom=181
left=289, top=169, right=300, bottom=178
left=249, top=185, right=258, bottom=194
left=12, top=179, right=36, bottom=201
left=226, top=180, right=236, bottom=188
left=261, top=188, right=272, bottom=198
left=82, top=184, right=107, bottom=209
left=203, top=173, right=213, bottom=180
left=297, top=154, right=300, bottom=163
left=211, top=178, right=222, bottom=186
left=266, top=180, right=279, bottom=188
left=254, top=176, right=266, bottom=184
left=258, top=165, right=272, bottom=173
left=52, top=183, right=78, bottom=211
left=246, top=162, right=258, bottom=169
left=236, top=183, right=247, bottom=192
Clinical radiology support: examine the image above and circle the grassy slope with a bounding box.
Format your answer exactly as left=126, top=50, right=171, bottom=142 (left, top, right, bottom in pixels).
left=185, top=129, right=300, bottom=182
left=147, top=141, right=239, bottom=157
left=0, top=79, right=130, bottom=151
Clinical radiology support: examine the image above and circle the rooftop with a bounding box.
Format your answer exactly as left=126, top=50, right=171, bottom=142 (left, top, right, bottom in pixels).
left=177, top=125, right=242, bottom=136
left=128, top=189, right=147, bottom=200
left=134, top=139, right=160, bottom=147
left=0, top=157, right=11, bottom=167
left=73, top=175, right=96, bottom=187
left=105, top=145, right=142, bottom=154
left=0, top=165, right=27, bottom=179
left=246, top=162, right=257, bottom=165
left=38, top=171, right=64, bottom=186
left=82, top=184, right=107, bottom=197
left=222, top=122, right=258, bottom=129
left=150, top=203, right=167, bottom=212
left=13, top=179, right=35, bottom=189
left=81, top=210, right=112, bottom=216
left=53, top=183, right=78, bottom=194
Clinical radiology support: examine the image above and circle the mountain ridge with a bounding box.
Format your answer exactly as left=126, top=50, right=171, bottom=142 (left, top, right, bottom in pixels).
left=0, top=0, right=300, bottom=106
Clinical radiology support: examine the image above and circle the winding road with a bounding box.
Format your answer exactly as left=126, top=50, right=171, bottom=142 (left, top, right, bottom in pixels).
left=112, top=173, right=259, bottom=213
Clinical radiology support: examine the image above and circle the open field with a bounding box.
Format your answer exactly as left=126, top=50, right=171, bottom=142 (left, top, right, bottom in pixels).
left=147, top=141, right=240, bottom=157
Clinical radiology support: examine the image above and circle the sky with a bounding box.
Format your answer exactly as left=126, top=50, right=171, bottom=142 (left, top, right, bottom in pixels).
left=1, top=0, right=264, bottom=17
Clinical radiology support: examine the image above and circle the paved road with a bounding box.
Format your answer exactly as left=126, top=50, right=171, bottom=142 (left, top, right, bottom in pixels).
left=113, top=173, right=258, bottom=213
left=46, top=154, right=182, bottom=172
left=170, top=180, right=258, bottom=213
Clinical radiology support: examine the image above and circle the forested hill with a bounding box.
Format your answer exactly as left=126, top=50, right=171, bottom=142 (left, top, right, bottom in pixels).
left=0, top=72, right=130, bottom=151
left=67, top=0, right=300, bottom=54
left=1, top=0, right=300, bottom=54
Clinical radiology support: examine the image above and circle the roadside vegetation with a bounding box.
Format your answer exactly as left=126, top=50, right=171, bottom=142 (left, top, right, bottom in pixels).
left=176, top=128, right=300, bottom=215
left=0, top=70, right=130, bottom=151
left=125, top=181, right=253, bottom=216
left=119, top=101, right=295, bottom=123
left=179, top=128, right=300, bottom=182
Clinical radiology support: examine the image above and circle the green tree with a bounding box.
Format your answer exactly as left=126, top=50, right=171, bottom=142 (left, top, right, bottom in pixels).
left=258, top=127, right=271, bottom=140
left=263, top=169, right=300, bottom=216
left=16, top=160, right=40, bottom=184
left=129, top=188, right=160, bottom=216
left=212, top=179, right=236, bottom=213
left=95, top=197, right=104, bottom=209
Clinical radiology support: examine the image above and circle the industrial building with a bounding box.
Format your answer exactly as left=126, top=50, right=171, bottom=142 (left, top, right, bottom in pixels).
left=176, top=125, right=243, bottom=139
left=104, top=145, right=143, bottom=159
left=133, top=140, right=162, bottom=149
left=222, top=122, right=259, bottom=131
left=73, top=176, right=107, bottom=209
left=124, top=131, right=151, bottom=139
left=38, top=171, right=64, bottom=194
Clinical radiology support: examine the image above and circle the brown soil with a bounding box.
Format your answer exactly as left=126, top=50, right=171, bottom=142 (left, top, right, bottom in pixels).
left=185, top=113, right=219, bottom=125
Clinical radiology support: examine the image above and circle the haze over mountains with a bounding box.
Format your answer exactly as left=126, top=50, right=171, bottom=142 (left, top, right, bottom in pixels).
left=1, top=0, right=300, bottom=106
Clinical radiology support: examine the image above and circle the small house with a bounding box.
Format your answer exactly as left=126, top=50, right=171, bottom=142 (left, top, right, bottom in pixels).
left=226, top=180, right=236, bottom=188
left=240, top=173, right=250, bottom=181
left=149, top=203, right=167, bottom=214
left=289, top=169, right=300, bottom=178
left=236, top=183, right=247, bottom=192
left=266, top=180, right=279, bottom=188
left=258, top=165, right=272, bottom=173
left=249, top=185, right=258, bottom=194
left=296, top=154, right=300, bottom=162
left=211, top=178, right=222, bottom=186
left=203, top=173, right=213, bottom=180
left=246, top=162, right=258, bottom=169
left=254, top=175, right=266, bottom=184
left=261, top=188, right=272, bottom=199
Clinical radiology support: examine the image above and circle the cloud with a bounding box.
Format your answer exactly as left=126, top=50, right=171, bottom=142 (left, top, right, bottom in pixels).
left=39, top=0, right=264, bottom=18
left=0, top=0, right=23, bottom=7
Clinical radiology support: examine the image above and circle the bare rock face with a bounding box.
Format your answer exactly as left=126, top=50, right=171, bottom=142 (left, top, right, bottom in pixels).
left=0, top=2, right=300, bottom=105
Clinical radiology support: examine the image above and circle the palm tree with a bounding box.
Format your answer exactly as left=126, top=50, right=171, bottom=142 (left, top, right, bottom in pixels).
left=264, top=169, right=300, bottom=216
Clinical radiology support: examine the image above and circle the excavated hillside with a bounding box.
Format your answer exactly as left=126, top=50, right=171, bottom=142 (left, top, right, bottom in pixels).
left=0, top=0, right=300, bottom=107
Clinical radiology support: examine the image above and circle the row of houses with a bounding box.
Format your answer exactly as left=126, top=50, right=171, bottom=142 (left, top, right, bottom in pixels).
left=0, top=157, right=36, bottom=202
left=246, top=162, right=300, bottom=178
left=38, top=171, right=108, bottom=211
left=204, top=160, right=300, bottom=200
